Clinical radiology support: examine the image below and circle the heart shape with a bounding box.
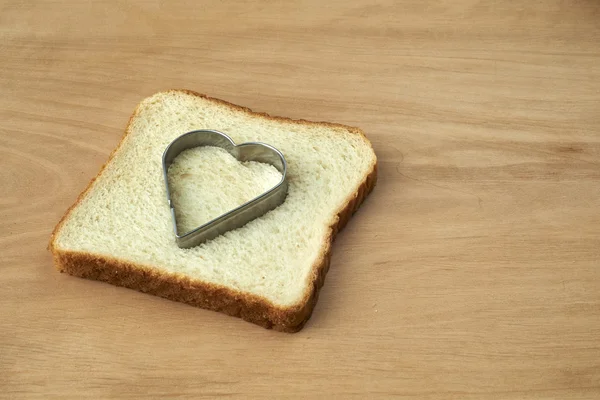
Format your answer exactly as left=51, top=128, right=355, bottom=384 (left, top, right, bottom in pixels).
left=162, top=130, right=288, bottom=248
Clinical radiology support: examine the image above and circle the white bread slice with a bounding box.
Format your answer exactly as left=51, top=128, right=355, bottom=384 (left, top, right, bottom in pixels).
left=49, top=90, right=378, bottom=332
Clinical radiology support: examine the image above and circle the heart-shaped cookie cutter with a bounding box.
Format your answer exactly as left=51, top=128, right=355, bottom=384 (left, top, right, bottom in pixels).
left=162, top=129, right=288, bottom=248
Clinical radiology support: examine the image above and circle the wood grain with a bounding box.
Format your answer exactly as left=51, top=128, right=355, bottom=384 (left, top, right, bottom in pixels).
left=1, top=0, right=599, bottom=398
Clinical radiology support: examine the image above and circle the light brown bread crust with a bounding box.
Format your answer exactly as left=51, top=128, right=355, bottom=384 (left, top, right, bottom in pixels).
left=49, top=90, right=378, bottom=332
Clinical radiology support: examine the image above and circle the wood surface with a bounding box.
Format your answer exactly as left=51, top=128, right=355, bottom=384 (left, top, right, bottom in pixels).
left=1, top=0, right=599, bottom=398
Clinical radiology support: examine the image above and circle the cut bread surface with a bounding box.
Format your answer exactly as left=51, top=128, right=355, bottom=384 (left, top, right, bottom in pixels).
left=50, top=90, right=377, bottom=331
left=167, top=146, right=283, bottom=235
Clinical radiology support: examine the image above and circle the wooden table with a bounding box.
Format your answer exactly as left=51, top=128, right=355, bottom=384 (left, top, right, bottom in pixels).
left=2, top=1, right=599, bottom=398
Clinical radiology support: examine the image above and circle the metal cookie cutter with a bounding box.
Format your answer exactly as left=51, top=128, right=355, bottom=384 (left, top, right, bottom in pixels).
left=162, top=129, right=288, bottom=249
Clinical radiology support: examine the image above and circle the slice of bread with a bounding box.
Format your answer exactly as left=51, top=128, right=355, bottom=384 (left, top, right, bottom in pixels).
left=49, top=90, right=378, bottom=332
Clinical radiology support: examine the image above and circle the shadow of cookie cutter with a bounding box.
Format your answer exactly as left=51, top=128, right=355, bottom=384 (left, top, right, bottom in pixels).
left=162, top=129, right=288, bottom=248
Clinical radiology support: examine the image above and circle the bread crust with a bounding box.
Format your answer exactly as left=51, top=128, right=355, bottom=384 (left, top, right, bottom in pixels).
left=48, top=90, right=378, bottom=332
